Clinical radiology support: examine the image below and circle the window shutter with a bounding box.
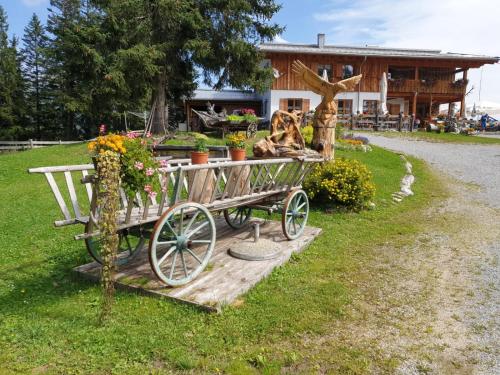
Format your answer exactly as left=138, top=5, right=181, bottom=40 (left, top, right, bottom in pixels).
left=302, top=99, right=310, bottom=112
left=279, top=98, right=287, bottom=111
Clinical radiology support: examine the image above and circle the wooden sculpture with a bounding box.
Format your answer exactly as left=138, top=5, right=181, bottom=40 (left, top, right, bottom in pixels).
left=253, top=110, right=308, bottom=157
left=291, top=60, right=362, bottom=159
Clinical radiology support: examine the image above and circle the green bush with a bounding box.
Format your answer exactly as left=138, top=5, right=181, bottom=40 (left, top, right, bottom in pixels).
left=301, top=124, right=313, bottom=146
left=301, top=124, right=345, bottom=147
left=304, top=158, right=375, bottom=209
left=335, top=125, right=345, bottom=140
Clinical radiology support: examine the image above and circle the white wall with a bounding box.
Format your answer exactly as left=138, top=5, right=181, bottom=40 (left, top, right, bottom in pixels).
left=267, top=90, right=383, bottom=119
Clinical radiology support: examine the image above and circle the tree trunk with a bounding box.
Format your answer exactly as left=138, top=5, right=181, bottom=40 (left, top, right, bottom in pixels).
left=312, top=113, right=336, bottom=160
left=151, top=71, right=167, bottom=136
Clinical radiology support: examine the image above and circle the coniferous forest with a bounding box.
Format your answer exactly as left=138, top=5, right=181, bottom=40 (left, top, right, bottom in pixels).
left=0, top=1, right=282, bottom=140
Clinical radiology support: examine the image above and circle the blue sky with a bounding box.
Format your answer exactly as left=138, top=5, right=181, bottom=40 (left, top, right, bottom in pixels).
left=2, top=0, right=499, bottom=106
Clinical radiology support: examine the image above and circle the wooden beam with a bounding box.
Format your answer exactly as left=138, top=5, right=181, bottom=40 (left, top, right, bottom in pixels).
left=429, top=94, right=433, bottom=118
left=459, top=69, right=468, bottom=118
left=412, top=91, right=418, bottom=116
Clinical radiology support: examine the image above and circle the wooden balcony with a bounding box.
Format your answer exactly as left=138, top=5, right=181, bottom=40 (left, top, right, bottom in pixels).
left=388, top=79, right=465, bottom=95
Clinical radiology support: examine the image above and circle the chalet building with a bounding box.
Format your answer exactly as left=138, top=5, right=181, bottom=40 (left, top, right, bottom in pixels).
left=259, top=34, right=498, bottom=120
left=185, top=34, right=497, bottom=129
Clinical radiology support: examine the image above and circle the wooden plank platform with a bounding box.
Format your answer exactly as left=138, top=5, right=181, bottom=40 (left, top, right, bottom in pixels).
left=74, top=218, right=321, bottom=312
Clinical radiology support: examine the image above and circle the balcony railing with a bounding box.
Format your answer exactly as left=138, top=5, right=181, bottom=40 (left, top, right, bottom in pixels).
left=388, top=79, right=465, bottom=95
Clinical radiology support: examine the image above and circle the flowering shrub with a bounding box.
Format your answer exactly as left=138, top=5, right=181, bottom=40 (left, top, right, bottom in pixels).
left=304, top=158, right=375, bottom=209
left=226, top=133, right=246, bottom=149
left=88, top=134, right=127, bottom=155
left=88, top=131, right=160, bottom=199
left=342, top=133, right=369, bottom=145
left=334, top=140, right=372, bottom=152
left=227, top=113, right=258, bottom=123
left=344, top=139, right=363, bottom=146
left=120, top=135, right=160, bottom=199
left=240, top=108, right=256, bottom=116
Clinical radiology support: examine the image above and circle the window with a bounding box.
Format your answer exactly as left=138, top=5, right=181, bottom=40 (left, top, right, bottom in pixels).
left=337, top=99, right=353, bottom=115
left=388, top=66, right=414, bottom=80
left=317, top=64, right=332, bottom=81
left=287, top=98, right=303, bottom=112
left=363, top=100, right=379, bottom=115
left=342, top=65, right=354, bottom=79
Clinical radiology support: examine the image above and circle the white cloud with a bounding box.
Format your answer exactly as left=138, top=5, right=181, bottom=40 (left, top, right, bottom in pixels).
left=21, top=0, right=48, bottom=7
left=272, top=35, right=289, bottom=44
left=314, top=0, right=500, bottom=105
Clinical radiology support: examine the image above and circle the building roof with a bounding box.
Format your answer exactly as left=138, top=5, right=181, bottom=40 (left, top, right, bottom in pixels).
left=190, top=89, right=261, bottom=102
left=259, top=43, right=499, bottom=62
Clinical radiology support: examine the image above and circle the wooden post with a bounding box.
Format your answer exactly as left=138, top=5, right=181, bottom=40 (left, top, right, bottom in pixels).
left=459, top=69, right=468, bottom=118
left=429, top=94, right=433, bottom=118
left=29, top=139, right=34, bottom=149
left=412, top=92, right=418, bottom=117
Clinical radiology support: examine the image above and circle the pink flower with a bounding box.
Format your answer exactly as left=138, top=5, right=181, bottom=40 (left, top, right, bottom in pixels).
left=146, top=132, right=152, bottom=138
left=144, top=184, right=152, bottom=193
left=99, top=124, right=106, bottom=135
left=134, top=161, right=144, bottom=170
left=159, top=159, right=168, bottom=167
left=149, top=191, right=157, bottom=199
left=145, top=168, right=154, bottom=176
left=127, top=132, right=137, bottom=139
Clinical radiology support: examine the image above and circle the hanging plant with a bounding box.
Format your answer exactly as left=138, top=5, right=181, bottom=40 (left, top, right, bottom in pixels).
left=95, top=150, right=121, bottom=323
left=87, top=130, right=161, bottom=322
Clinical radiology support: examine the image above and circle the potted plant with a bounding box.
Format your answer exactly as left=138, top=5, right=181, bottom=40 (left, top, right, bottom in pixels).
left=191, top=133, right=209, bottom=164
left=226, top=133, right=246, bottom=161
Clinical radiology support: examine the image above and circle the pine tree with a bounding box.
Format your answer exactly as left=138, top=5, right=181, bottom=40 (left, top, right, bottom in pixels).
left=0, top=6, right=15, bottom=135
left=9, top=36, right=27, bottom=134
left=100, top=0, right=283, bottom=135
left=0, top=8, right=26, bottom=138
left=22, top=14, right=49, bottom=138
left=47, top=0, right=106, bottom=139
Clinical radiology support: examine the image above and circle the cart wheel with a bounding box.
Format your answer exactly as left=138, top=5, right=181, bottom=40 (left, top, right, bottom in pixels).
left=246, top=122, right=258, bottom=139
left=223, top=206, right=252, bottom=229
left=149, top=202, right=216, bottom=286
left=282, top=189, right=309, bottom=240
left=85, top=223, right=147, bottom=266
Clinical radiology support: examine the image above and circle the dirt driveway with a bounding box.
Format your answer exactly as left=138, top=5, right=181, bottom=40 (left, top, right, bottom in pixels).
left=349, top=135, right=500, bottom=374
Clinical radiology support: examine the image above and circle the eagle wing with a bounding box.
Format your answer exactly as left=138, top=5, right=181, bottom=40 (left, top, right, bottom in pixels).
left=292, top=60, right=362, bottom=97
left=291, top=60, right=334, bottom=96
left=331, top=74, right=363, bottom=96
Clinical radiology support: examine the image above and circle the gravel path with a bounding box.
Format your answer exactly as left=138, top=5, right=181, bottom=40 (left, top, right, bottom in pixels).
left=362, top=134, right=500, bottom=374
left=364, top=135, right=500, bottom=208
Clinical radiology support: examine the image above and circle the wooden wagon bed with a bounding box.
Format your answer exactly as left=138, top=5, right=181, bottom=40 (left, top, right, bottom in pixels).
left=191, top=109, right=260, bottom=138
left=29, top=156, right=322, bottom=287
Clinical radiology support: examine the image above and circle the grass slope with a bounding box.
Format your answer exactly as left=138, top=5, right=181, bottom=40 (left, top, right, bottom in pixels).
left=356, top=130, right=500, bottom=145
left=0, top=139, right=445, bottom=374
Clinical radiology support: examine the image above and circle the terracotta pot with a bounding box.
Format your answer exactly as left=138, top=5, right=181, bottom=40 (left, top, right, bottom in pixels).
left=230, top=148, right=246, bottom=161
left=191, top=151, right=209, bottom=164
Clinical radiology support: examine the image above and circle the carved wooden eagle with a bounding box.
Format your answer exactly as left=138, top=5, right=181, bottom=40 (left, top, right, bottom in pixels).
left=291, top=60, right=362, bottom=100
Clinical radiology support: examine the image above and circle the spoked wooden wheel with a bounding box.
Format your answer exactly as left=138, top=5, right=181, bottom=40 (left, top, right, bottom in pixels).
left=85, top=222, right=147, bottom=266
left=223, top=206, right=252, bottom=229
left=246, top=122, right=258, bottom=138
left=149, top=202, right=216, bottom=286
left=282, top=189, right=309, bottom=240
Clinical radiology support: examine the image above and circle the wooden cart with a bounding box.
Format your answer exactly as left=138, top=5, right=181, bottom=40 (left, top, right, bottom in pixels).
left=29, top=156, right=321, bottom=286
left=191, top=109, right=260, bottom=139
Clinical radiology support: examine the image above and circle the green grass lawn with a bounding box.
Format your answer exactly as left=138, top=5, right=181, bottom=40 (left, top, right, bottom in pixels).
left=356, top=129, right=500, bottom=145
left=0, top=137, right=445, bottom=373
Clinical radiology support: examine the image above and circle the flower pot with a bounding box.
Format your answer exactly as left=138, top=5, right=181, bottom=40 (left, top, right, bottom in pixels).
left=191, top=151, right=209, bottom=164
left=230, top=148, right=246, bottom=161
